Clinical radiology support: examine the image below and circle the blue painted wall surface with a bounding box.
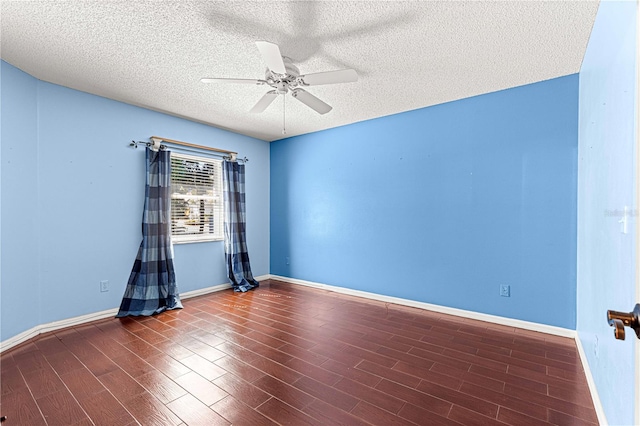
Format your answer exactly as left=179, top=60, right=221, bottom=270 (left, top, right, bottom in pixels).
left=577, top=2, right=638, bottom=425
left=1, top=63, right=41, bottom=341
left=271, top=75, right=579, bottom=329
left=1, top=60, right=270, bottom=343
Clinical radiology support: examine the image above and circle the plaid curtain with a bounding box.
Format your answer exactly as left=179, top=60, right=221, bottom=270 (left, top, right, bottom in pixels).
left=117, top=148, right=183, bottom=317
left=223, top=160, right=259, bottom=292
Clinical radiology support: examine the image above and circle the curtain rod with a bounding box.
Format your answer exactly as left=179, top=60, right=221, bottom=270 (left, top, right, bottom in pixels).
left=129, top=136, right=248, bottom=162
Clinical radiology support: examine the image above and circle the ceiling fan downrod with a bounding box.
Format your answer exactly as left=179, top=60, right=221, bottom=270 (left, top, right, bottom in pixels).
left=282, top=93, right=286, bottom=135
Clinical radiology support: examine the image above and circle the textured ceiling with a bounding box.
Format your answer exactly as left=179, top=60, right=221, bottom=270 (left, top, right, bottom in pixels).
left=1, top=1, right=599, bottom=142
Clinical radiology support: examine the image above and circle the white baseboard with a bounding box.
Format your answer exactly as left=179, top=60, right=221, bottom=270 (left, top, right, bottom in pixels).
left=0, top=275, right=270, bottom=354
left=0, top=308, right=119, bottom=353
left=268, top=274, right=576, bottom=338
left=177, top=274, right=270, bottom=299
left=181, top=283, right=232, bottom=298
left=575, top=334, right=607, bottom=425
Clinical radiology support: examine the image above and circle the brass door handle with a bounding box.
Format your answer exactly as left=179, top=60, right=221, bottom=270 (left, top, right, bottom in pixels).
left=607, top=304, right=640, bottom=340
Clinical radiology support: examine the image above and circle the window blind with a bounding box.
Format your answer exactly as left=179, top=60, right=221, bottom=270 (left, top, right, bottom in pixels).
left=170, top=152, right=223, bottom=243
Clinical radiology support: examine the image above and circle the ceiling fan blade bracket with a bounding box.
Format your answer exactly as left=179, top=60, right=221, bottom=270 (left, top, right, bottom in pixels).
left=295, top=77, right=309, bottom=87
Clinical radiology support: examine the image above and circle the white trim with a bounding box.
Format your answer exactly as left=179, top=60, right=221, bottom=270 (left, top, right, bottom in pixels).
left=0, top=308, right=118, bottom=353
left=576, top=333, right=608, bottom=426
left=634, top=2, right=640, bottom=424
left=0, top=274, right=270, bottom=354
left=176, top=274, right=271, bottom=299
left=268, top=274, right=576, bottom=338
left=254, top=275, right=272, bottom=284
left=180, top=283, right=232, bottom=298
left=172, top=237, right=224, bottom=245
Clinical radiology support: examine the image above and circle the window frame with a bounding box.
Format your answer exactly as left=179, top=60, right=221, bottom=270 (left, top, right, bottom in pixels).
left=169, top=152, right=224, bottom=244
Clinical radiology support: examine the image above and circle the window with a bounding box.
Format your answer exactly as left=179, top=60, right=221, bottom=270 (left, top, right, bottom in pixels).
left=170, top=152, right=223, bottom=243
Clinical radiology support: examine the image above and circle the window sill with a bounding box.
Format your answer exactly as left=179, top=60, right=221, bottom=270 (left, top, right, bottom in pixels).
left=172, top=237, right=224, bottom=245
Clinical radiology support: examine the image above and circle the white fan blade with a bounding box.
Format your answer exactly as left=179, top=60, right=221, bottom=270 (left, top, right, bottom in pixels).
left=250, top=90, right=278, bottom=113
left=201, top=78, right=266, bottom=85
left=299, top=69, right=358, bottom=86
left=255, top=41, right=286, bottom=74
left=291, top=89, right=332, bottom=115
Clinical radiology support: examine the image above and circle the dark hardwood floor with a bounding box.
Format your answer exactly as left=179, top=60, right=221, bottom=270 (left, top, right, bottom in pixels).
left=0, top=279, right=598, bottom=425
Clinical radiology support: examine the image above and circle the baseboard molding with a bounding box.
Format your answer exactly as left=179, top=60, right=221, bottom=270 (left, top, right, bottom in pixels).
left=0, top=275, right=270, bottom=354
left=575, top=334, right=607, bottom=425
left=177, top=274, right=270, bottom=299
left=268, top=274, right=576, bottom=338
left=180, top=283, right=232, bottom=299
left=0, top=308, right=119, bottom=354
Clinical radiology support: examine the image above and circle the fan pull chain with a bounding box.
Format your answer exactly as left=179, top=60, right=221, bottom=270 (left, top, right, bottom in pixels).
left=282, top=93, right=287, bottom=135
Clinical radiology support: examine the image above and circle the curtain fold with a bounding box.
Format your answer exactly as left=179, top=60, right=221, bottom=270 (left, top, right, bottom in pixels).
left=117, top=148, right=183, bottom=317
left=223, top=160, right=259, bottom=292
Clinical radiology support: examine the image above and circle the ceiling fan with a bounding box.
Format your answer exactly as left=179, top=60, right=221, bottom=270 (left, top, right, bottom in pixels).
left=201, top=41, right=358, bottom=116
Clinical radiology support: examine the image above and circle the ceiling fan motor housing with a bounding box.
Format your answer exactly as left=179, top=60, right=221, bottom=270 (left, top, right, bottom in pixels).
left=265, top=57, right=300, bottom=94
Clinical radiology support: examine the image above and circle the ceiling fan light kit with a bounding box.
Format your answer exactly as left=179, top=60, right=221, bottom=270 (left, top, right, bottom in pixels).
left=201, top=41, right=358, bottom=133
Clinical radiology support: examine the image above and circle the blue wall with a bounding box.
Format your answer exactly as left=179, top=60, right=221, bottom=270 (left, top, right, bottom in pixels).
left=577, top=2, right=638, bottom=425
left=271, top=75, right=579, bottom=329
left=1, top=62, right=42, bottom=341
left=1, top=60, right=270, bottom=343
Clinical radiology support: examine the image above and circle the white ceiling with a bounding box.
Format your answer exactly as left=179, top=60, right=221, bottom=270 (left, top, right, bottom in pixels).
left=1, top=1, right=599, bottom=142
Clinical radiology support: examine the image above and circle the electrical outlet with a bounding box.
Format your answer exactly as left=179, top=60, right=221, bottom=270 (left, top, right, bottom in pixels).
left=285, top=256, right=290, bottom=265
left=499, top=284, right=510, bottom=297
left=594, top=335, right=599, bottom=358
left=100, top=280, right=109, bottom=292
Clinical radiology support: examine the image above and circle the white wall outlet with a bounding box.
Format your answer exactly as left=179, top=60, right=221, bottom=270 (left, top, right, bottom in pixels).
left=100, top=280, right=109, bottom=292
